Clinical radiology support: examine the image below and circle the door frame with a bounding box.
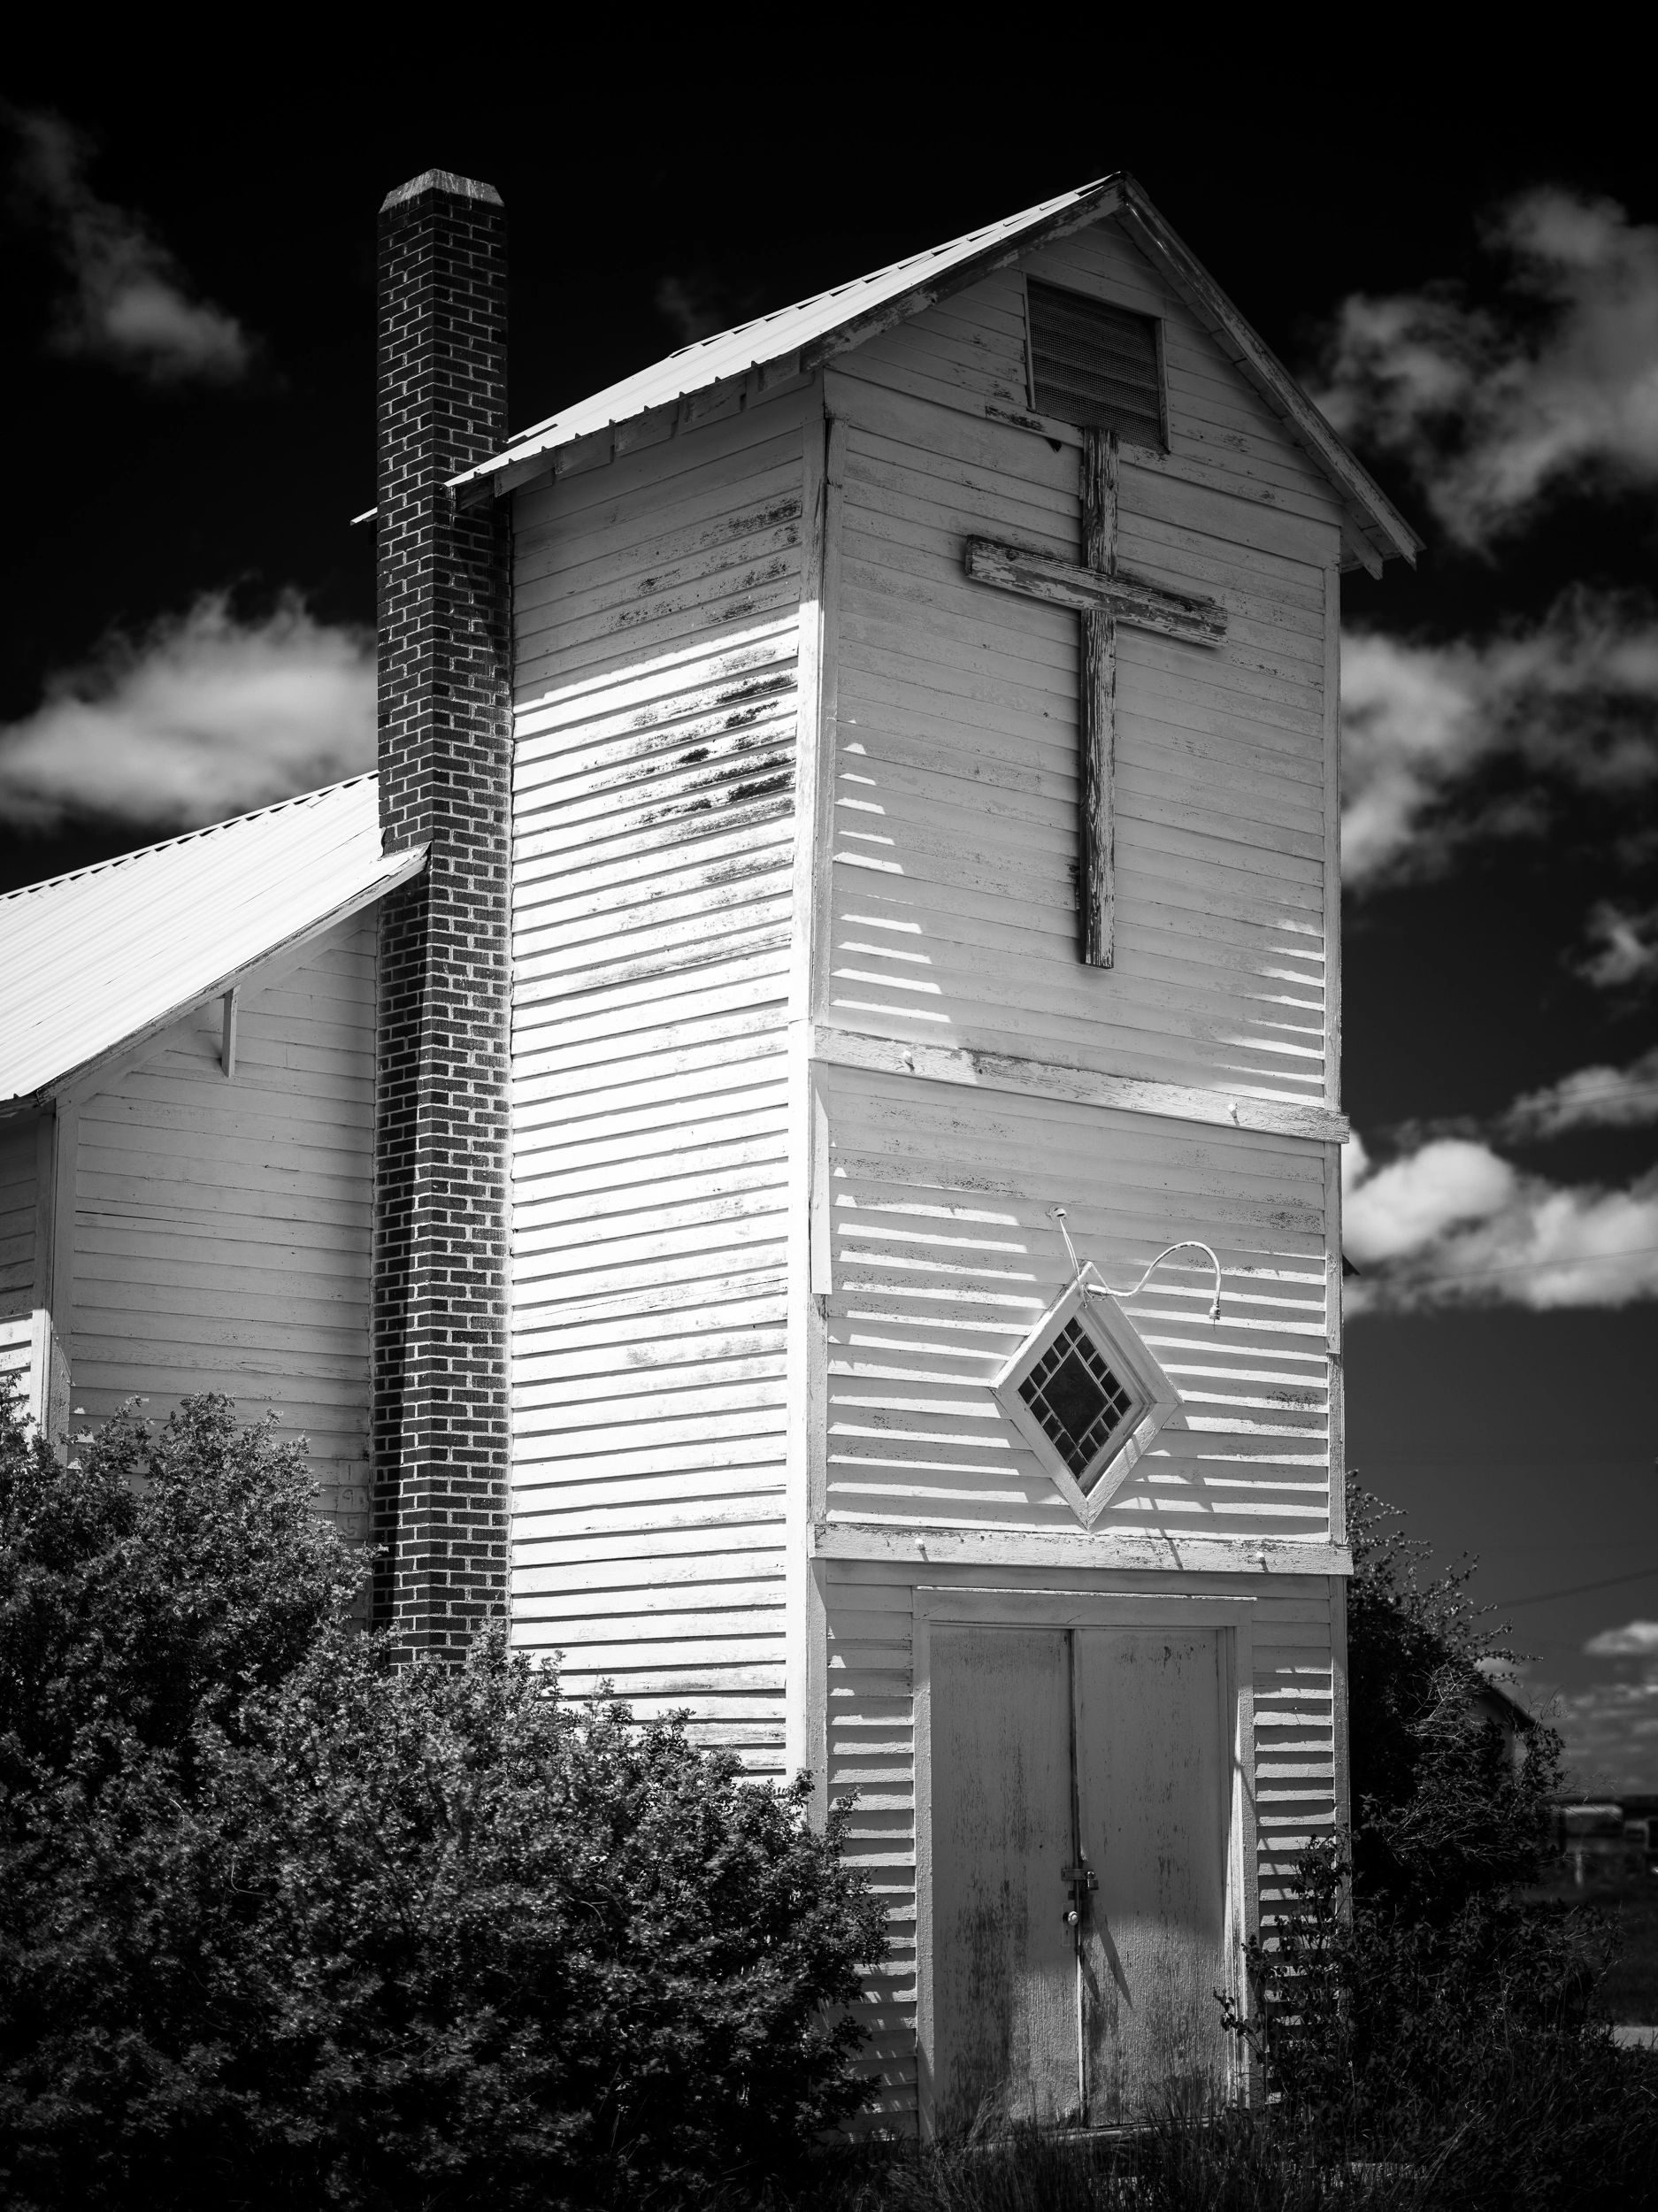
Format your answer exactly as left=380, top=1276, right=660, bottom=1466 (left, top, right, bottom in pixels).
left=912, top=1586, right=1259, bottom=2138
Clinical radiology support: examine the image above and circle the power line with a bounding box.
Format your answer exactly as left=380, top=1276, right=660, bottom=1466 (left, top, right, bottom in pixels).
left=1357, top=1460, right=1646, bottom=1471
left=1505, top=1072, right=1658, bottom=1120
left=1493, top=1563, right=1658, bottom=1609
left=1364, top=1242, right=1658, bottom=1289
left=1485, top=1548, right=1658, bottom=1566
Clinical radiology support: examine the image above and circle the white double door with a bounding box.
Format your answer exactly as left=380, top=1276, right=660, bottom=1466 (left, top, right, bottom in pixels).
left=927, top=1623, right=1236, bottom=2131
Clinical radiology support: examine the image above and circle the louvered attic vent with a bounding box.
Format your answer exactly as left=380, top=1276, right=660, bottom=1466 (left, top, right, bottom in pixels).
left=1028, top=280, right=1164, bottom=448
left=993, top=1271, right=1182, bottom=1527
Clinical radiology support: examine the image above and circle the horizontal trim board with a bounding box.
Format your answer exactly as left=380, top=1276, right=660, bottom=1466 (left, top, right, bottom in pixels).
left=810, top=1025, right=1346, bottom=1141
left=916, top=1587, right=1258, bottom=1625
left=815, top=1520, right=1349, bottom=1576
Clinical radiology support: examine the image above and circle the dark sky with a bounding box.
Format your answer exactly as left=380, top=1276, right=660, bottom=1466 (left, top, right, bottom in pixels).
left=3, top=45, right=1654, bottom=1779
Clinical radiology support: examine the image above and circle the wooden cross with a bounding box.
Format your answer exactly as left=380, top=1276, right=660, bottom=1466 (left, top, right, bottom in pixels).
left=964, top=428, right=1226, bottom=968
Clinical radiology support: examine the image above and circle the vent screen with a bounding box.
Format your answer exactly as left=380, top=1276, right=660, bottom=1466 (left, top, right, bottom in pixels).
left=1028, top=280, right=1163, bottom=446
left=1017, top=1316, right=1139, bottom=1489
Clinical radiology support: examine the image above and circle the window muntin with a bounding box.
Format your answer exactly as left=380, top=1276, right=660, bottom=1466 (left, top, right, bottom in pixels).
left=1017, top=1317, right=1140, bottom=1490
left=993, top=1271, right=1182, bottom=1527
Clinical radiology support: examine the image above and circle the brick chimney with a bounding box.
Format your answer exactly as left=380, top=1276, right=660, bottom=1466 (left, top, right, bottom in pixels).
left=372, top=170, right=511, bottom=1656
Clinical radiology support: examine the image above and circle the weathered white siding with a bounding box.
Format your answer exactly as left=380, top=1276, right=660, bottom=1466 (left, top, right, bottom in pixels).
left=821, top=1066, right=1332, bottom=1548
left=509, top=390, right=809, bottom=1771
left=824, top=1560, right=1339, bottom=2134
left=0, top=1115, right=39, bottom=1318
left=64, top=917, right=375, bottom=1539
left=492, top=213, right=1362, bottom=2139
left=822, top=217, right=1339, bottom=1110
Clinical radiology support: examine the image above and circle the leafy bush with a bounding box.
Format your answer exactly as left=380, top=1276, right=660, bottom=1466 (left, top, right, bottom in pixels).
left=1, top=1389, right=361, bottom=1790
left=1217, top=1478, right=1658, bottom=2204
left=1344, top=1481, right=1562, bottom=1916
left=0, top=1387, right=886, bottom=2209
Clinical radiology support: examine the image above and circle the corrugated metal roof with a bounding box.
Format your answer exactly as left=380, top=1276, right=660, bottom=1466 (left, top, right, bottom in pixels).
left=456, top=177, right=1122, bottom=493
left=451, top=171, right=1420, bottom=566
left=0, top=775, right=425, bottom=1110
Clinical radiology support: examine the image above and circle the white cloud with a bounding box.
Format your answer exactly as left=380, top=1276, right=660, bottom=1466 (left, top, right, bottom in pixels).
left=1344, top=1133, right=1658, bottom=1311
left=1342, top=1133, right=1515, bottom=1261
left=0, top=594, right=374, bottom=832
left=1340, top=594, right=1658, bottom=886
left=1576, top=900, right=1658, bottom=993
left=1503, top=1047, right=1658, bottom=1140
left=1584, top=1621, right=1658, bottom=1658
left=8, top=108, right=252, bottom=383
left=1317, top=188, right=1658, bottom=548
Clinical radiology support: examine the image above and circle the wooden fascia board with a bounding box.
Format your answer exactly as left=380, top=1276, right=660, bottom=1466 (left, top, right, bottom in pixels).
left=1114, top=185, right=1423, bottom=569
left=2, top=843, right=427, bottom=1118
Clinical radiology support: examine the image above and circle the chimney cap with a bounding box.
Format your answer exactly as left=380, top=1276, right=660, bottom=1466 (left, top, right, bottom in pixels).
left=380, top=170, right=503, bottom=214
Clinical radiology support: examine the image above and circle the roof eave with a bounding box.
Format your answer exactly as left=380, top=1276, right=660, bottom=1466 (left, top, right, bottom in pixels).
left=452, top=173, right=1422, bottom=572
left=449, top=178, right=1132, bottom=509
left=0, top=841, right=429, bottom=1118
left=1112, top=180, right=1422, bottom=570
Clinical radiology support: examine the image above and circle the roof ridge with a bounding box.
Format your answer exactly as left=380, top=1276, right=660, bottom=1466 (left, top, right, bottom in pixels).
left=0, top=772, right=380, bottom=907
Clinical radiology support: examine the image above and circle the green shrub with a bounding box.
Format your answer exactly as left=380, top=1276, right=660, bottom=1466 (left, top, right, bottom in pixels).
left=1217, top=1478, right=1658, bottom=2205
left=0, top=1388, right=886, bottom=2209
left=0, top=1389, right=362, bottom=1793
left=1343, top=1481, right=1562, bottom=1917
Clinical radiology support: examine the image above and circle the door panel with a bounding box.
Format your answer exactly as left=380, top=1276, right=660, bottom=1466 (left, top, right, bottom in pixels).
left=929, top=1627, right=1079, bottom=2130
left=1074, top=1629, right=1231, bottom=2123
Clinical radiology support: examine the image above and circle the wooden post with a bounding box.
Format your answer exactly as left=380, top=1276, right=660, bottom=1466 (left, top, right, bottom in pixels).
left=1078, top=429, right=1118, bottom=968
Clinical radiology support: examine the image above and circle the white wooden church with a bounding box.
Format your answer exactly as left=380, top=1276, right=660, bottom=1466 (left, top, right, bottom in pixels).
left=0, top=172, right=1417, bottom=2132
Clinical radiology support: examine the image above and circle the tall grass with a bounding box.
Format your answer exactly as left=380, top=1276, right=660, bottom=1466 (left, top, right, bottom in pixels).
left=756, top=2042, right=1658, bottom=2212
left=766, top=2116, right=1422, bottom=2212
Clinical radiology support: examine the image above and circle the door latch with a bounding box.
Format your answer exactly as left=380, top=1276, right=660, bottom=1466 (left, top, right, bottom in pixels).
left=1061, top=1859, right=1099, bottom=1925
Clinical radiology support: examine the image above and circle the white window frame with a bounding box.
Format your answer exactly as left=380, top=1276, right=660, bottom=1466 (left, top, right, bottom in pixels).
left=992, top=1266, right=1181, bottom=1526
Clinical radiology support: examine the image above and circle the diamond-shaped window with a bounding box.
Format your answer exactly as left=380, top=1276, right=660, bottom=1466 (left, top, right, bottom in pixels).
left=993, top=1270, right=1181, bottom=1526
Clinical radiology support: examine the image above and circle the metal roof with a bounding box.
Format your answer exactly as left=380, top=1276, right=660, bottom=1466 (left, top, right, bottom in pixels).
left=0, top=775, right=425, bottom=1110
left=452, top=173, right=1419, bottom=569
left=455, top=178, right=1121, bottom=506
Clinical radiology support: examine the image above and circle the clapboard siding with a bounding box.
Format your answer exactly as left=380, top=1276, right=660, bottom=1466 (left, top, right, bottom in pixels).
left=0, top=1115, right=39, bottom=1317
left=824, top=228, right=1337, bottom=1106
left=1254, top=1627, right=1341, bottom=1916
left=822, top=1065, right=1332, bottom=1548
left=514, top=394, right=809, bottom=705
left=821, top=1557, right=1338, bottom=2132
left=826, top=406, right=1331, bottom=1098
left=66, top=918, right=374, bottom=1540
left=839, top=221, right=1345, bottom=526
left=509, top=391, right=808, bottom=1771
left=486, top=217, right=1355, bottom=2138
